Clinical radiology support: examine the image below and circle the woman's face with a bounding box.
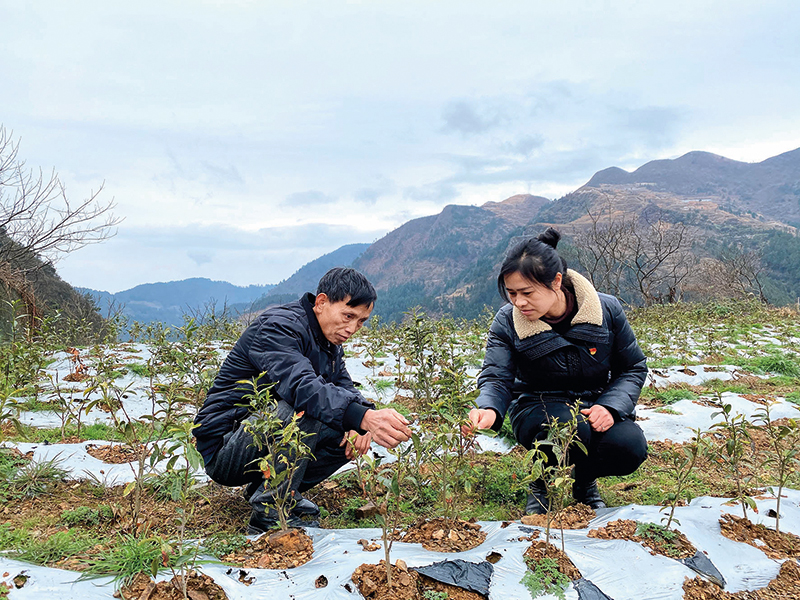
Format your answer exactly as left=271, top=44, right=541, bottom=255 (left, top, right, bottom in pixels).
left=504, top=271, right=562, bottom=321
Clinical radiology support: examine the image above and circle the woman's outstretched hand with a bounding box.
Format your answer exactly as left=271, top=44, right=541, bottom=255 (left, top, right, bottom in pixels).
left=580, top=405, right=614, bottom=432
left=461, top=408, right=497, bottom=437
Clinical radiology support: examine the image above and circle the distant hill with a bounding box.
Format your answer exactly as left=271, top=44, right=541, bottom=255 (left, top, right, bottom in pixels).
left=244, top=243, right=371, bottom=313
left=1, top=229, right=103, bottom=343
left=347, top=148, right=800, bottom=319
left=354, top=194, right=549, bottom=321
left=82, top=278, right=275, bottom=327
left=586, top=148, right=800, bottom=227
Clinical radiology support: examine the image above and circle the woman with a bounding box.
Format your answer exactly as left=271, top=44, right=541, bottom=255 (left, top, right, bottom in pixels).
left=464, top=228, right=648, bottom=514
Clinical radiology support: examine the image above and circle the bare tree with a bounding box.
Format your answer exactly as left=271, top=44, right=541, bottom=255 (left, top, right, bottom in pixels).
left=572, top=198, right=636, bottom=297
left=571, top=199, right=696, bottom=305
left=0, top=125, right=121, bottom=271
left=625, top=217, right=695, bottom=305
left=693, top=246, right=767, bottom=303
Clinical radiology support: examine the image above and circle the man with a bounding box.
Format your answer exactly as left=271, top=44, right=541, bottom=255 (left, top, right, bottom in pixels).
left=194, top=267, right=411, bottom=534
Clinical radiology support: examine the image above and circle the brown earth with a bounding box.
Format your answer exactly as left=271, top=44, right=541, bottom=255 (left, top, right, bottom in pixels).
left=85, top=443, right=149, bottom=464
left=719, top=514, right=800, bottom=559
left=520, top=504, right=595, bottom=529
left=115, top=570, right=228, bottom=600
left=683, top=559, right=800, bottom=600
left=401, top=517, right=486, bottom=552
left=352, top=560, right=486, bottom=600
left=220, top=528, right=314, bottom=569
left=523, top=540, right=582, bottom=581
left=587, top=519, right=696, bottom=560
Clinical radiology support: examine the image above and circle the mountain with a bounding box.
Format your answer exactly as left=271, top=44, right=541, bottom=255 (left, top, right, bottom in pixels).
left=244, top=243, right=371, bottom=313
left=1, top=229, right=103, bottom=343
left=586, top=148, right=800, bottom=227
left=82, top=278, right=275, bottom=327
left=348, top=148, right=800, bottom=319
left=354, top=194, right=549, bottom=320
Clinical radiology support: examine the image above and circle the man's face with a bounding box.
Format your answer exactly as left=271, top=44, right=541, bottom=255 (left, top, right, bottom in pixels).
left=313, top=294, right=373, bottom=345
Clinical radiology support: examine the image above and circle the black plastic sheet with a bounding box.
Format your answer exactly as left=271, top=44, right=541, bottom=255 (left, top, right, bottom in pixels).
left=413, top=559, right=494, bottom=596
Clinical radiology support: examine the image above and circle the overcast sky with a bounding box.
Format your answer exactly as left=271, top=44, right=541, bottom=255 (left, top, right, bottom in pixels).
left=2, top=0, right=799, bottom=292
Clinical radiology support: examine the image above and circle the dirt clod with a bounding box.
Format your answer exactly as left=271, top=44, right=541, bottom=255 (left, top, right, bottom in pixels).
left=221, top=528, right=314, bottom=570
left=520, top=504, right=596, bottom=529
left=719, top=514, right=800, bottom=559
left=683, top=559, right=800, bottom=599
left=587, top=519, right=696, bottom=559
left=401, top=517, right=486, bottom=552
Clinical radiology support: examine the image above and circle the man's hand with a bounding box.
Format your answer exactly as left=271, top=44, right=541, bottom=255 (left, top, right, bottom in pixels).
left=461, top=408, right=497, bottom=437
left=581, top=405, right=614, bottom=432
left=341, top=431, right=372, bottom=460
left=360, top=408, right=412, bottom=448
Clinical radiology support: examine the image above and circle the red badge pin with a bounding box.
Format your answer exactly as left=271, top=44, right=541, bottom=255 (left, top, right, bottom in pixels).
left=589, top=348, right=597, bottom=355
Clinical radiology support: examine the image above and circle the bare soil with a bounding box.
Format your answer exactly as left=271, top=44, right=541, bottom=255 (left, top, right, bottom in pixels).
left=352, top=561, right=486, bottom=600
left=683, top=559, right=800, bottom=600
left=587, top=519, right=696, bottom=559
left=220, top=528, right=314, bottom=569
left=400, top=517, right=486, bottom=552
left=86, top=443, right=149, bottom=464
left=520, top=504, right=595, bottom=529
left=523, top=541, right=582, bottom=580
left=718, top=514, right=800, bottom=559
left=116, top=571, right=228, bottom=600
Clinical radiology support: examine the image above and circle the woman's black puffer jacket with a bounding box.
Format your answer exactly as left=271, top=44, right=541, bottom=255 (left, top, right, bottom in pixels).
left=476, top=270, right=647, bottom=425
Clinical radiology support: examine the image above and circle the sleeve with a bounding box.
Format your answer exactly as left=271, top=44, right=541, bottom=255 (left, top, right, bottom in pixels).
left=333, top=348, right=374, bottom=433
left=247, top=316, right=369, bottom=432
left=475, top=311, right=517, bottom=429
left=595, top=297, right=647, bottom=420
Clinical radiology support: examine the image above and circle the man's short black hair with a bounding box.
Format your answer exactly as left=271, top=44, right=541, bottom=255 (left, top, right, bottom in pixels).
left=317, top=267, right=377, bottom=307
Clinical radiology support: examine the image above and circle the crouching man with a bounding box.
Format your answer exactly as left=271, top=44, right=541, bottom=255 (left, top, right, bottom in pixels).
left=193, top=267, right=411, bottom=534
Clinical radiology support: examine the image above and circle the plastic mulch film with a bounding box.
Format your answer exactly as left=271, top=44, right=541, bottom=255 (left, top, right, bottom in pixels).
left=2, top=490, right=799, bottom=600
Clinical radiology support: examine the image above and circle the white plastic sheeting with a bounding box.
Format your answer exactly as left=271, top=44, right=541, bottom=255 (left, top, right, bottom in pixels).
left=3, top=491, right=799, bottom=600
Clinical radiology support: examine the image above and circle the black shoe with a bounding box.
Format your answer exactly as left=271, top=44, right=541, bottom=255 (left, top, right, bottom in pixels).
left=573, top=479, right=606, bottom=510
left=525, top=480, right=550, bottom=515
left=247, top=508, right=320, bottom=535
left=291, top=495, right=320, bottom=518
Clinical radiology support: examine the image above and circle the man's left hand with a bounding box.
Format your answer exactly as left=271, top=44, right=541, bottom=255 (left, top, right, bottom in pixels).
left=341, top=431, right=373, bottom=460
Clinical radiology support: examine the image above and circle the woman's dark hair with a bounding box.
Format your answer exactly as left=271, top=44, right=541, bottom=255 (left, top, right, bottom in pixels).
left=317, top=267, right=377, bottom=307
left=497, top=227, right=569, bottom=302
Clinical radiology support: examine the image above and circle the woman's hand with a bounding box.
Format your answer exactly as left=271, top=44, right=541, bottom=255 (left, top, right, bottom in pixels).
left=580, top=405, right=614, bottom=432
left=461, top=408, right=497, bottom=437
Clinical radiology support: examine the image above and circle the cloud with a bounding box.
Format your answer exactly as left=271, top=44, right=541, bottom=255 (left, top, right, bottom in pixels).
left=403, top=182, right=459, bottom=203
left=188, top=251, right=213, bottom=266
left=282, top=190, right=336, bottom=207
left=441, top=100, right=504, bottom=135
left=502, top=134, right=545, bottom=156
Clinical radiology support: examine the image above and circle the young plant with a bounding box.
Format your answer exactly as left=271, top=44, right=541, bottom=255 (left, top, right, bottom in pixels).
left=425, top=391, right=479, bottom=526
left=753, top=401, right=800, bottom=533
left=520, top=556, right=569, bottom=600
left=548, top=404, right=587, bottom=552
left=241, top=376, right=315, bottom=533
left=710, top=399, right=755, bottom=519
left=659, top=427, right=706, bottom=529
left=349, top=434, right=416, bottom=587
left=149, top=420, right=205, bottom=599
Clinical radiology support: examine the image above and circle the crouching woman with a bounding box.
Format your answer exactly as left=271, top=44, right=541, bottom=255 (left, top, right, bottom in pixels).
left=464, top=228, right=648, bottom=514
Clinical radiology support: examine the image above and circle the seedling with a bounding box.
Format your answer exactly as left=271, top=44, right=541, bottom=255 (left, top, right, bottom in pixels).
left=710, top=399, right=755, bottom=519
left=349, top=434, right=416, bottom=586
left=659, top=427, right=706, bottom=529
left=522, top=403, right=587, bottom=551
left=240, top=376, right=315, bottom=533
left=753, top=401, right=800, bottom=533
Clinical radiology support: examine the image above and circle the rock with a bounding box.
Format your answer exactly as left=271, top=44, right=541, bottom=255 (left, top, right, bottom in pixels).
left=356, top=501, right=381, bottom=520
left=432, top=529, right=445, bottom=540
left=395, top=559, right=407, bottom=571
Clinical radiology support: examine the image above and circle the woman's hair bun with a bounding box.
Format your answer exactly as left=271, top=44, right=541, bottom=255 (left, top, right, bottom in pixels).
left=537, top=227, right=561, bottom=249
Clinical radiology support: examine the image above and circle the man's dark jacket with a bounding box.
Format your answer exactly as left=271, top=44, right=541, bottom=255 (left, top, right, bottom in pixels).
left=476, top=270, right=647, bottom=425
left=193, top=293, right=374, bottom=464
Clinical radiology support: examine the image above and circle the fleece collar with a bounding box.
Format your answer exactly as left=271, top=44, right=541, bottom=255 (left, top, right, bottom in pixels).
left=512, top=270, right=603, bottom=340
